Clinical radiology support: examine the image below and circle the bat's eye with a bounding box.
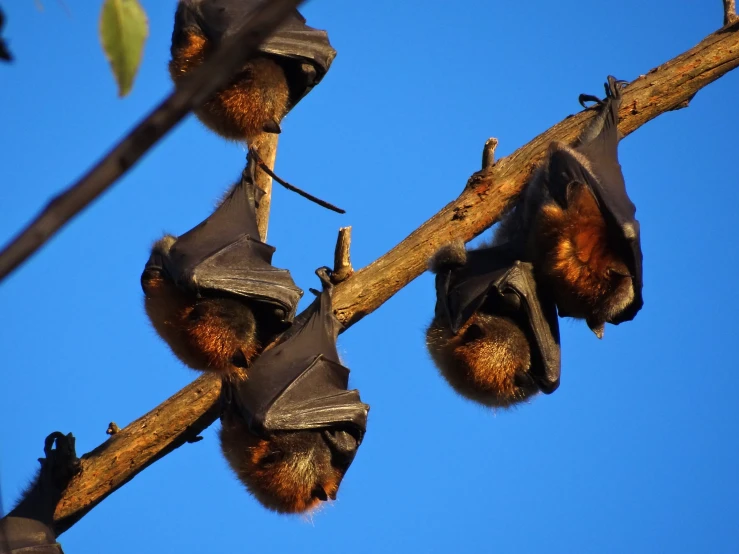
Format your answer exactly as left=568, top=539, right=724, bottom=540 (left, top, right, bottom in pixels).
left=259, top=451, right=283, bottom=468
left=607, top=267, right=630, bottom=278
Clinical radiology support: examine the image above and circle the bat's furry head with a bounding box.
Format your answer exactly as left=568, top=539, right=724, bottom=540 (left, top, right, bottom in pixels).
left=219, top=418, right=354, bottom=514
left=142, top=236, right=263, bottom=373
left=429, top=240, right=467, bottom=274
left=426, top=312, right=538, bottom=408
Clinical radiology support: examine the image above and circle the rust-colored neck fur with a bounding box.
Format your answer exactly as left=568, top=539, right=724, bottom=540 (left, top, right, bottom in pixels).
left=169, top=30, right=289, bottom=143
left=531, top=182, right=633, bottom=331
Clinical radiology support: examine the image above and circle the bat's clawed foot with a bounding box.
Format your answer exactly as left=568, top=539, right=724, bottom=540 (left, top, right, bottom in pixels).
left=41, top=432, right=82, bottom=490
left=315, top=267, right=334, bottom=286
left=578, top=93, right=604, bottom=109
left=579, top=76, right=628, bottom=109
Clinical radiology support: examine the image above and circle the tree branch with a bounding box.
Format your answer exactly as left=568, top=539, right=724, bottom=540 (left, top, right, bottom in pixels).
left=0, top=0, right=303, bottom=282
left=252, top=134, right=280, bottom=241
left=332, top=227, right=354, bottom=283
left=52, top=23, right=739, bottom=534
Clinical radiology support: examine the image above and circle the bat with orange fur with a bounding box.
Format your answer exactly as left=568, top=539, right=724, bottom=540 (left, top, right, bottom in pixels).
left=141, top=174, right=303, bottom=374
left=495, top=76, right=643, bottom=338
left=220, top=268, right=369, bottom=514
left=170, top=0, right=336, bottom=143
left=426, top=241, right=560, bottom=409
left=0, top=432, right=81, bottom=554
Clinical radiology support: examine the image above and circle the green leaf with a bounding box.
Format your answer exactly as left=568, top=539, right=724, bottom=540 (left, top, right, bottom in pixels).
left=100, top=0, right=148, bottom=97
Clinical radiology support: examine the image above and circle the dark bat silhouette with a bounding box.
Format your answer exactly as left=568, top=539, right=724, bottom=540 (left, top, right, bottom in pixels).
left=220, top=268, right=369, bottom=514
left=427, top=241, right=560, bottom=408
left=495, top=76, right=643, bottom=338
left=0, top=433, right=81, bottom=554
left=141, top=174, right=303, bottom=374
left=170, top=0, right=336, bottom=143
left=0, top=7, right=12, bottom=62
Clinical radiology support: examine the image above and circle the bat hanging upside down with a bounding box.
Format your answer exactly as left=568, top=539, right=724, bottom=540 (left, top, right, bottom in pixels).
left=169, top=0, right=336, bottom=143
left=494, top=76, right=643, bottom=338
left=141, top=176, right=303, bottom=374
left=220, top=269, right=369, bottom=513
left=426, top=241, right=561, bottom=409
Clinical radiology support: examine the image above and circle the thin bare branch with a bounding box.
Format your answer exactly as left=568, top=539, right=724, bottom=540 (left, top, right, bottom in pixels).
left=0, top=0, right=303, bottom=282
left=52, top=22, right=739, bottom=535
left=332, top=227, right=354, bottom=284
left=251, top=134, right=280, bottom=241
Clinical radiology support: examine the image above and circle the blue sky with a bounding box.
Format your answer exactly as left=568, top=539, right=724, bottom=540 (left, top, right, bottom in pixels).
left=1, top=1, right=738, bottom=553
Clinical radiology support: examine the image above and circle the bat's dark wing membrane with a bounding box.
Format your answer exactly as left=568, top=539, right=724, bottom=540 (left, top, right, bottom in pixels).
left=155, top=178, right=303, bottom=323
left=547, top=76, right=643, bottom=322
left=180, top=0, right=336, bottom=107
left=0, top=518, right=63, bottom=554
left=258, top=11, right=337, bottom=107
left=498, top=260, right=561, bottom=392
left=436, top=246, right=561, bottom=393
left=230, top=269, right=369, bottom=437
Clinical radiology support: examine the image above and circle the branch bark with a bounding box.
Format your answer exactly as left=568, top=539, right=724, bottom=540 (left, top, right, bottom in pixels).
left=252, top=134, right=280, bottom=241
left=52, top=22, right=739, bottom=534
left=332, top=227, right=354, bottom=283
left=0, top=0, right=303, bottom=282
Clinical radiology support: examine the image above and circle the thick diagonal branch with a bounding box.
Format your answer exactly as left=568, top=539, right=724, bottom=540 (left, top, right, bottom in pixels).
left=0, top=0, right=303, bottom=282
left=52, top=23, right=739, bottom=535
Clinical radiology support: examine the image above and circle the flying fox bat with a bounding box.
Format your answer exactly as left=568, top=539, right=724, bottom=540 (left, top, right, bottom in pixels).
left=141, top=174, right=303, bottom=374
left=494, top=76, right=643, bottom=338
left=426, top=241, right=560, bottom=408
left=169, top=0, right=337, bottom=143
left=220, top=268, right=369, bottom=514
left=0, top=432, right=81, bottom=554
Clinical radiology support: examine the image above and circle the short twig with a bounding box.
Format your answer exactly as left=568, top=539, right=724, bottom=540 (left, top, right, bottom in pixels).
left=250, top=149, right=346, bottom=214
left=725, top=0, right=738, bottom=25
left=332, top=227, right=354, bottom=283
left=481, top=138, right=499, bottom=169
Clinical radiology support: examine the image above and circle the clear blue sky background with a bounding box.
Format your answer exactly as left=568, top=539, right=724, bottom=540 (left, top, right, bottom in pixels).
left=1, top=1, right=738, bottom=553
